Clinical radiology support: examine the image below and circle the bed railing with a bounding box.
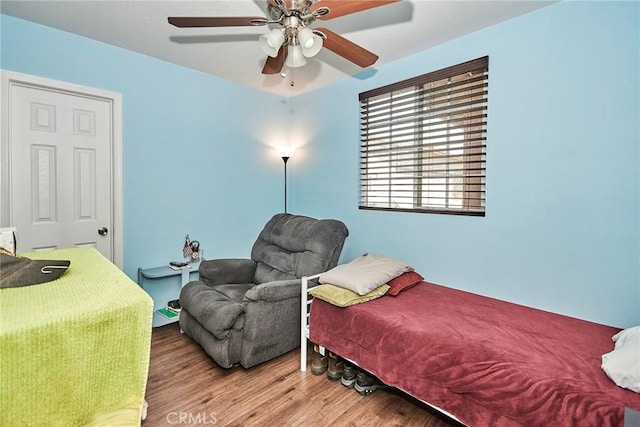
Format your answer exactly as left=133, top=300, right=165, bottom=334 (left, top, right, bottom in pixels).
left=300, top=273, right=322, bottom=372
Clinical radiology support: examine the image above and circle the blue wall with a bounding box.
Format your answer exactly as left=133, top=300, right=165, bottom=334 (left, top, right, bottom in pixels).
left=1, top=14, right=290, bottom=279
left=290, top=1, right=640, bottom=328
left=2, top=0, right=638, bottom=327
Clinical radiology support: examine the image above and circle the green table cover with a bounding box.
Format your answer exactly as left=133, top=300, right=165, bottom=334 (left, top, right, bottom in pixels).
left=1, top=248, right=153, bottom=426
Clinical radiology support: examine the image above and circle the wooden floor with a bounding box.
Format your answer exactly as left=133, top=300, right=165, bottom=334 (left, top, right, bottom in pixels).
left=143, top=323, right=461, bottom=427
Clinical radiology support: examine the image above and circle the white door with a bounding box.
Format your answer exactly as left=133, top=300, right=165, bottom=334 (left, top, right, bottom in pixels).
left=8, top=83, right=113, bottom=258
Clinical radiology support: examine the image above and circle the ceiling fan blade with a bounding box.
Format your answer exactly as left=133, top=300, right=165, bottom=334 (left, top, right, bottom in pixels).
left=168, top=17, right=267, bottom=27
left=262, top=46, right=288, bottom=74
left=315, top=28, right=378, bottom=68
left=312, top=0, right=400, bottom=20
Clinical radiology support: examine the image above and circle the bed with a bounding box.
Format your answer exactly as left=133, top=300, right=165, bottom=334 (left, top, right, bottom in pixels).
left=0, top=247, right=153, bottom=426
left=300, top=274, right=640, bottom=426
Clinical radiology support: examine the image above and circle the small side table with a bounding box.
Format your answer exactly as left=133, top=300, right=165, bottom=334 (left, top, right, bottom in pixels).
left=138, top=262, right=201, bottom=327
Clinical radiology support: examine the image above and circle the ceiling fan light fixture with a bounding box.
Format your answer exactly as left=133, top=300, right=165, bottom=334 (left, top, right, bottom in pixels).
left=259, top=28, right=285, bottom=57
left=168, top=0, right=400, bottom=75
left=285, top=44, right=307, bottom=68
left=297, top=27, right=323, bottom=58
left=297, top=27, right=314, bottom=49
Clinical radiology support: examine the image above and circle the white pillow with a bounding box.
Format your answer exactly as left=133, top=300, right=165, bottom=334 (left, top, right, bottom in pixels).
left=601, top=326, right=640, bottom=393
left=319, top=253, right=413, bottom=296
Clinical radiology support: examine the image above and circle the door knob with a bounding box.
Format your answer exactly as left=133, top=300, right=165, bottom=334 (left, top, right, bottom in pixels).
left=98, top=227, right=108, bottom=236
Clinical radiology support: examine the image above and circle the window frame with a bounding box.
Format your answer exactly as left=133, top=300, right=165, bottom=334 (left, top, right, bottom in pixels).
left=359, top=56, right=489, bottom=217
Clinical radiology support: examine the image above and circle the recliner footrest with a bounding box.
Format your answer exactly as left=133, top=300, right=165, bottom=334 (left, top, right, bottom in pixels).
left=180, top=281, right=246, bottom=339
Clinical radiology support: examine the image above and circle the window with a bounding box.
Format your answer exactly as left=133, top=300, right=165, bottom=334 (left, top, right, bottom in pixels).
left=359, top=56, right=488, bottom=216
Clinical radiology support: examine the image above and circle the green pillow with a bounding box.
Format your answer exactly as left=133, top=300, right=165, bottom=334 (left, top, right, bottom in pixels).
left=310, top=283, right=390, bottom=307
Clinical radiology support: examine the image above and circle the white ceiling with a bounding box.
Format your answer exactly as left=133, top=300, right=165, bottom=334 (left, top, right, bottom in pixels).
left=0, top=0, right=555, bottom=97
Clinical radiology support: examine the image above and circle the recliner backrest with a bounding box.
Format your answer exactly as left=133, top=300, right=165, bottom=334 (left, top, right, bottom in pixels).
left=250, top=213, right=349, bottom=284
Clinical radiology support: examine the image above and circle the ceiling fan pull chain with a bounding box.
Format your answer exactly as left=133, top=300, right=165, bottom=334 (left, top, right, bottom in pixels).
left=279, top=66, right=294, bottom=85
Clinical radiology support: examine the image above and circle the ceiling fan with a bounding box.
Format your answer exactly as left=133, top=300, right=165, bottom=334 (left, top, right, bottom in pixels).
left=168, top=0, right=400, bottom=75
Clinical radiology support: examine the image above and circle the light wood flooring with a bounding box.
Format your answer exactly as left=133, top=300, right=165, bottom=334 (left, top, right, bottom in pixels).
left=143, top=323, right=462, bottom=427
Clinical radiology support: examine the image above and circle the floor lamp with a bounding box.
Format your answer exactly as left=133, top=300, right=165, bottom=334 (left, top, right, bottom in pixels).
left=277, top=147, right=296, bottom=213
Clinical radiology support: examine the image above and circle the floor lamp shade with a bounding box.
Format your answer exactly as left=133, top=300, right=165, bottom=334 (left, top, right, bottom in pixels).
left=277, top=147, right=296, bottom=214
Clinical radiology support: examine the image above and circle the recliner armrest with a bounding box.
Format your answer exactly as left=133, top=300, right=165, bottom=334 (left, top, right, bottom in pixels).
left=244, top=279, right=301, bottom=302
left=199, top=258, right=257, bottom=286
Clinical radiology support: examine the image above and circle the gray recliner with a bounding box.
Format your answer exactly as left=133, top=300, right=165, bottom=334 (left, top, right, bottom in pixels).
left=179, top=213, right=349, bottom=368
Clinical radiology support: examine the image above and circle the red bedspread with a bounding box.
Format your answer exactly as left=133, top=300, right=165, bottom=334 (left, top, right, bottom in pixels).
left=309, top=281, right=640, bottom=426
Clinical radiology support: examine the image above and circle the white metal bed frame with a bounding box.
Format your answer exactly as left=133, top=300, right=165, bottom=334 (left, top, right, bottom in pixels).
left=300, top=273, right=322, bottom=372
